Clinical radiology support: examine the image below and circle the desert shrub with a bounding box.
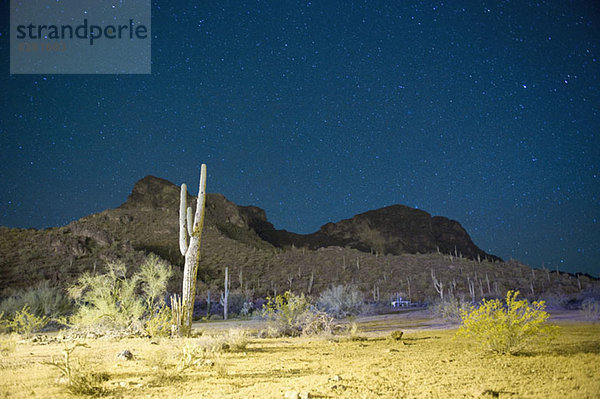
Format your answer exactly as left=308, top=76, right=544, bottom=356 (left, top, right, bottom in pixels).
left=457, top=290, right=558, bottom=354
left=317, top=285, right=364, bottom=318
left=429, top=296, right=470, bottom=322
left=223, top=328, right=249, bottom=351
left=580, top=298, right=600, bottom=321
left=68, top=256, right=172, bottom=334
left=0, top=334, right=17, bottom=356
left=200, top=334, right=231, bottom=353
left=137, top=255, right=172, bottom=311
left=345, top=322, right=367, bottom=341
left=261, top=292, right=309, bottom=337
left=537, top=292, right=570, bottom=310
left=300, top=310, right=337, bottom=336
left=144, top=305, right=172, bottom=338
left=239, top=301, right=254, bottom=319
left=1, top=305, right=49, bottom=337
left=262, top=292, right=338, bottom=337
left=225, top=292, right=252, bottom=316
left=178, top=342, right=206, bottom=371
left=0, top=281, right=73, bottom=319
left=42, top=343, right=108, bottom=396
left=145, top=349, right=183, bottom=385
left=68, top=261, right=145, bottom=332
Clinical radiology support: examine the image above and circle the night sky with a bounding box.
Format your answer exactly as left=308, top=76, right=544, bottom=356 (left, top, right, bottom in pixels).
left=1, top=1, right=599, bottom=276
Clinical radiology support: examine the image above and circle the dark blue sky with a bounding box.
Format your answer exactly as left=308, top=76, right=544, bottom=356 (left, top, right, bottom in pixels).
left=1, top=1, right=599, bottom=276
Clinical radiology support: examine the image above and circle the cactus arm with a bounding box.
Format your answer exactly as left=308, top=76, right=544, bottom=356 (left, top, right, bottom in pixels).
left=179, top=184, right=189, bottom=256
left=191, top=163, right=207, bottom=236
left=186, top=207, right=193, bottom=237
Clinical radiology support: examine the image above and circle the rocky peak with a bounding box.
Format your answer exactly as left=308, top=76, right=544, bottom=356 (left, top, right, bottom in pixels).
left=245, top=204, right=501, bottom=262
left=120, top=175, right=180, bottom=210
left=118, top=176, right=500, bottom=261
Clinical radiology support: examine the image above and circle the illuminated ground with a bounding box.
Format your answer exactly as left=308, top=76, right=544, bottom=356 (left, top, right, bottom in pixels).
left=1, top=311, right=598, bottom=398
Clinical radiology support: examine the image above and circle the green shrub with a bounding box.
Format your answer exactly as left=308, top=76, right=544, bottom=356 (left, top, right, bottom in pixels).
left=457, top=290, right=557, bottom=354
left=68, top=256, right=172, bottom=335
left=261, top=292, right=306, bottom=337
left=1, top=305, right=49, bottom=337
left=144, top=305, right=172, bottom=338
left=137, top=255, right=172, bottom=311
left=0, top=281, right=73, bottom=319
left=68, top=261, right=145, bottom=332
left=318, top=285, right=364, bottom=318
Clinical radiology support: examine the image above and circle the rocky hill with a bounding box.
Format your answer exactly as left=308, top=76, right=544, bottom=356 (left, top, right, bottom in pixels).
left=244, top=204, right=501, bottom=262
left=0, top=176, right=592, bottom=302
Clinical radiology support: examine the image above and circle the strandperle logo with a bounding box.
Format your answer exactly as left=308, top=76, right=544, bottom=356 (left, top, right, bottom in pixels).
left=10, top=0, right=151, bottom=74
left=15, top=18, right=149, bottom=46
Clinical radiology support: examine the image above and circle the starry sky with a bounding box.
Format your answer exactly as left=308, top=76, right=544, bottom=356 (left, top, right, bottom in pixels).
left=1, top=1, right=599, bottom=276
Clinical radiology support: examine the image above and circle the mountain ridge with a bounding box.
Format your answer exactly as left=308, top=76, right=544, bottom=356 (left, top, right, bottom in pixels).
left=124, top=175, right=500, bottom=262
left=5, top=175, right=591, bottom=304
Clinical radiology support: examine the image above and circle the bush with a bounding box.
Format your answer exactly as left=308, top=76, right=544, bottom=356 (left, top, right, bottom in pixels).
left=261, top=292, right=336, bottom=337
left=223, top=328, right=249, bottom=351
left=0, top=334, right=17, bottom=356
left=429, top=296, right=470, bottom=323
left=195, top=329, right=249, bottom=353
left=42, top=343, right=108, bottom=396
left=580, top=298, right=600, bottom=321
left=137, top=255, right=172, bottom=312
left=1, top=305, right=49, bottom=337
left=262, top=292, right=311, bottom=337
left=144, top=305, right=172, bottom=338
left=0, top=281, right=73, bottom=320
left=68, top=261, right=145, bottom=332
left=299, top=310, right=336, bottom=336
left=457, top=290, right=557, bottom=354
left=317, top=285, right=364, bottom=318
left=68, top=256, right=172, bottom=335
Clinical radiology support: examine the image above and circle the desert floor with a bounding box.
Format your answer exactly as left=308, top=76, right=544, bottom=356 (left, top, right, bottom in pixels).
left=1, top=309, right=598, bottom=398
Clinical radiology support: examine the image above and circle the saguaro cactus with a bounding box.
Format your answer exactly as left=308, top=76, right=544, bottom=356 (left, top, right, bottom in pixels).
left=220, top=267, right=230, bottom=320
left=431, top=269, right=444, bottom=300
left=171, top=164, right=207, bottom=336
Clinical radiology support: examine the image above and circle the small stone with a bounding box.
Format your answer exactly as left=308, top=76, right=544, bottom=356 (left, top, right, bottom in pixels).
left=284, top=391, right=299, bottom=399
left=117, top=350, right=134, bottom=360
left=330, top=375, right=342, bottom=382
left=387, top=348, right=399, bottom=353
left=299, top=391, right=310, bottom=399
left=119, top=381, right=128, bottom=388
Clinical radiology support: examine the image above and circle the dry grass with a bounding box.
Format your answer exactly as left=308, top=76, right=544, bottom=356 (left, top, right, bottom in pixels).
left=0, top=315, right=598, bottom=398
